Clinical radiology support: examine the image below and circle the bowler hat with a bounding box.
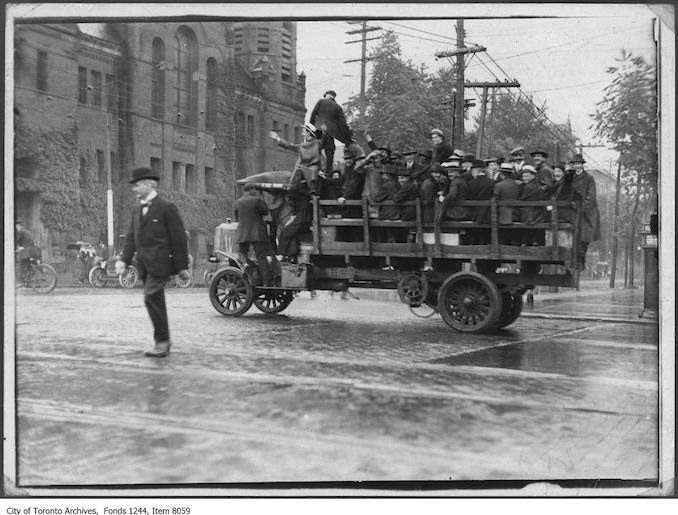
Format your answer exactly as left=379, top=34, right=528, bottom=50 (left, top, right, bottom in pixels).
left=471, top=159, right=486, bottom=168
left=402, top=146, right=417, bottom=155
left=569, top=153, right=586, bottom=164
left=418, top=149, right=433, bottom=161
left=554, top=162, right=567, bottom=171
left=530, top=148, right=549, bottom=158
left=129, top=167, right=160, bottom=184
left=429, top=128, right=444, bottom=138
left=463, top=153, right=476, bottom=163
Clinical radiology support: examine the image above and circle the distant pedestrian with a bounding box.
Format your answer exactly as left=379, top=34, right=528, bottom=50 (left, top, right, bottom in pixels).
left=570, top=154, right=601, bottom=269
left=116, top=167, right=190, bottom=358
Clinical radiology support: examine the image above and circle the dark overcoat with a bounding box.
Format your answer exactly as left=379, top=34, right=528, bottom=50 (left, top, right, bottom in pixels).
left=372, top=177, right=401, bottom=220
left=548, top=169, right=580, bottom=224
left=519, top=180, right=547, bottom=224
left=493, top=177, right=521, bottom=224
left=394, top=180, right=420, bottom=221
left=235, top=192, right=269, bottom=243
left=121, top=196, right=188, bottom=281
left=419, top=175, right=437, bottom=223
left=310, top=98, right=353, bottom=144
left=572, top=171, right=602, bottom=242
left=467, top=174, right=495, bottom=223
left=442, top=176, right=469, bottom=220
left=433, top=142, right=453, bottom=165
left=535, top=162, right=555, bottom=192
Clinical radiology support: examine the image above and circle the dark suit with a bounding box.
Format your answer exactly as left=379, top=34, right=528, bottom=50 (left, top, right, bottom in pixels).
left=467, top=174, right=495, bottom=244
left=572, top=170, right=601, bottom=268
left=433, top=142, right=453, bottom=165
left=394, top=179, right=420, bottom=221
left=494, top=176, right=522, bottom=245
left=235, top=191, right=274, bottom=285
left=519, top=180, right=547, bottom=245
left=121, top=195, right=188, bottom=344
left=441, top=176, right=468, bottom=221
left=310, top=97, right=353, bottom=172
left=419, top=175, right=437, bottom=223
left=372, top=176, right=401, bottom=242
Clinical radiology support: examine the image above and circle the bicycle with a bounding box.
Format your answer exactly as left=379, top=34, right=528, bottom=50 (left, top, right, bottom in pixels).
left=16, top=255, right=58, bottom=294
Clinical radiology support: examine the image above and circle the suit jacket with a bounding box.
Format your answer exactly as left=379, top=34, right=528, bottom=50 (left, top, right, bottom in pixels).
left=433, top=142, right=453, bottom=165
left=121, top=195, right=188, bottom=280
left=235, top=192, right=269, bottom=243
left=467, top=174, right=495, bottom=223
left=441, top=176, right=469, bottom=220
left=310, top=98, right=353, bottom=144
left=572, top=170, right=602, bottom=242
left=394, top=180, right=420, bottom=221
left=372, top=177, right=401, bottom=220
left=519, top=180, right=547, bottom=224
left=419, top=175, right=437, bottom=222
left=493, top=177, right=521, bottom=224
left=536, top=162, right=555, bottom=192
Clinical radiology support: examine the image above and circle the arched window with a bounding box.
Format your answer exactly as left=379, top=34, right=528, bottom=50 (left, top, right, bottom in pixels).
left=205, top=57, right=218, bottom=131
left=151, top=37, right=166, bottom=119
left=175, top=26, right=198, bottom=127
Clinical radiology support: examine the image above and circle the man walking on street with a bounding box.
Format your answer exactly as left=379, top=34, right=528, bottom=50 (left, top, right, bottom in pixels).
left=116, top=167, right=189, bottom=358
left=570, top=154, right=601, bottom=269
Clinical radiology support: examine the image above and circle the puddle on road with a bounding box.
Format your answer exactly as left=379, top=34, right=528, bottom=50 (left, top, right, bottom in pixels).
left=427, top=339, right=657, bottom=381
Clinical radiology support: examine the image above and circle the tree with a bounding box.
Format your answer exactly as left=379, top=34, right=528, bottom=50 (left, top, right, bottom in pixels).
left=591, top=51, right=657, bottom=288
left=344, top=32, right=452, bottom=151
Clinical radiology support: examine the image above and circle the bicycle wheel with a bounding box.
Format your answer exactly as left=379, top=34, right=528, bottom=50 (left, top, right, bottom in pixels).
left=30, top=264, right=58, bottom=294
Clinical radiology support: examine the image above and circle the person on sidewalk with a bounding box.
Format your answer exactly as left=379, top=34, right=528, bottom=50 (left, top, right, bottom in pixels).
left=570, top=154, right=601, bottom=269
left=235, top=183, right=277, bottom=286
left=116, top=167, right=190, bottom=358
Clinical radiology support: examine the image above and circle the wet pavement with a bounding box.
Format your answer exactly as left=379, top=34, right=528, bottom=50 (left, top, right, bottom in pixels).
left=10, top=283, right=660, bottom=490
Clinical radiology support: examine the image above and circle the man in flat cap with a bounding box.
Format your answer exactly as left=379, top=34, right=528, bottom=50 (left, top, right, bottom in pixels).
left=530, top=148, right=555, bottom=193
left=310, top=90, right=354, bottom=173
left=116, top=167, right=189, bottom=358
left=430, top=128, right=453, bottom=166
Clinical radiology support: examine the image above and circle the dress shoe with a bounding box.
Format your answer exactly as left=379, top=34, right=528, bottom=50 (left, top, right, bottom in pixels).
left=144, top=340, right=170, bottom=357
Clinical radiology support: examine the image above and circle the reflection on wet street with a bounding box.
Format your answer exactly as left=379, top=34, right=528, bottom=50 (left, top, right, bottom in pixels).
left=12, top=287, right=659, bottom=487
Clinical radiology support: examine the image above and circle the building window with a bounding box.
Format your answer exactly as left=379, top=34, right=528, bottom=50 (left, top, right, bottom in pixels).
left=96, top=149, right=106, bottom=182
left=247, top=115, right=255, bottom=145
left=185, top=164, right=196, bottom=194
left=281, top=63, right=292, bottom=83
left=78, top=66, right=87, bottom=104
left=172, top=161, right=182, bottom=191
left=36, top=50, right=48, bottom=91
left=237, top=111, right=246, bottom=145
left=256, top=26, right=270, bottom=53
left=205, top=166, right=215, bottom=194
left=150, top=157, right=161, bottom=183
left=175, top=26, right=198, bottom=127
left=206, top=57, right=218, bottom=131
left=283, top=123, right=290, bottom=142
left=105, top=74, right=117, bottom=111
left=91, top=70, right=102, bottom=107
left=294, top=126, right=301, bottom=144
left=152, top=37, right=166, bottom=119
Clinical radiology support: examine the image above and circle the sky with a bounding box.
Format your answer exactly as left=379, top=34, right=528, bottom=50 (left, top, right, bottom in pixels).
left=295, top=4, right=659, bottom=173
left=8, top=3, right=661, bottom=173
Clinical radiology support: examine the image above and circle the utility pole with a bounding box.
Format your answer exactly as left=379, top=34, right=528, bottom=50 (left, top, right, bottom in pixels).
left=434, top=19, right=485, bottom=149
left=345, top=21, right=382, bottom=131
left=465, top=81, right=520, bottom=157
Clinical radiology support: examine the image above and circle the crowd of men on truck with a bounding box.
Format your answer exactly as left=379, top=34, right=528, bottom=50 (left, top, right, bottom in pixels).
left=248, top=90, right=601, bottom=272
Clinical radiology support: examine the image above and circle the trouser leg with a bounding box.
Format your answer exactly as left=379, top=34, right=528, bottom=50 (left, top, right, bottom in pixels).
left=252, top=242, right=272, bottom=285
left=324, top=138, right=336, bottom=173
left=144, top=276, right=169, bottom=342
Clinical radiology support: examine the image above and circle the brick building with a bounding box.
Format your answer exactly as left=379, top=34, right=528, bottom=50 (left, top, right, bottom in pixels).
left=13, top=21, right=306, bottom=262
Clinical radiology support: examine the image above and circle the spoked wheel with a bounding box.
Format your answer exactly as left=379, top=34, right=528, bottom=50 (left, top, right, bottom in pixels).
left=30, top=264, right=58, bottom=294
left=253, top=289, right=294, bottom=313
left=174, top=273, right=193, bottom=288
left=119, top=265, right=138, bottom=288
left=209, top=266, right=254, bottom=316
left=493, top=292, right=524, bottom=329
left=203, top=269, right=215, bottom=286
left=437, top=271, right=502, bottom=333
left=88, top=266, right=107, bottom=288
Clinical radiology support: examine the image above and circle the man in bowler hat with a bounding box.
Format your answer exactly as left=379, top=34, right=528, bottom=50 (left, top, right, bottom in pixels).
left=310, top=90, right=354, bottom=173
left=116, top=167, right=189, bottom=357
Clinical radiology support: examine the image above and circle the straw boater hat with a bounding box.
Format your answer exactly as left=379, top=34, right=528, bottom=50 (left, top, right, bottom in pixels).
left=521, top=164, right=537, bottom=175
